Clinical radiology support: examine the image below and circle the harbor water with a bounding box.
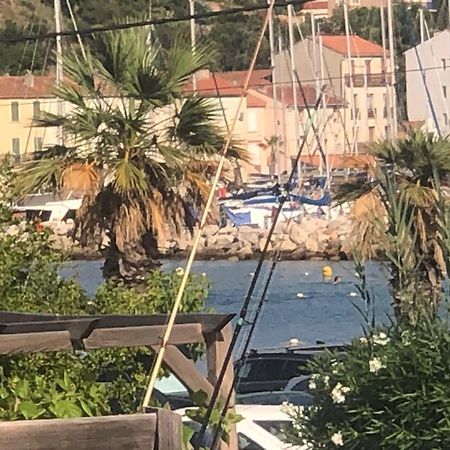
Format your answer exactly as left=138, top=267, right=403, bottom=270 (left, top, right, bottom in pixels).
left=61, top=260, right=392, bottom=349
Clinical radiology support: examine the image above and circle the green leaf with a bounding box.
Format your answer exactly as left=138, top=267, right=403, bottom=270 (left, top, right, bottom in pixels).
left=17, top=401, right=45, bottom=420
left=50, top=400, right=83, bottom=418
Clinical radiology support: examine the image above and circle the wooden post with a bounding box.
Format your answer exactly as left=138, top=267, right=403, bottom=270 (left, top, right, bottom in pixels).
left=204, top=323, right=237, bottom=450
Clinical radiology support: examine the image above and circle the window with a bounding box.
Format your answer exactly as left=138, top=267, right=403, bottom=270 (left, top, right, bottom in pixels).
left=444, top=86, right=447, bottom=98
left=383, top=93, right=388, bottom=118
left=367, top=93, right=375, bottom=117
left=34, top=136, right=43, bottom=152
left=444, top=113, right=448, bottom=126
left=352, top=94, right=359, bottom=119
left=33, top=100, right=40, bottom=117
left=369, top=126, right=375, bottom=142
left=365, top=60, right=371, bottom=75
left=11, top=138, right=20, bottom=160
left=11, top=101, right=19, bottom=122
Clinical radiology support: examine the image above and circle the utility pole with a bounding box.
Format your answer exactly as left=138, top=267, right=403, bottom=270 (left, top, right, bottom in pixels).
left=343, top=2, right=357, bottom=155
left=288, top=4, right=302, bottom=183
left=387, top=0, right=398, bottom=138
left=54, top=0, right=64, bottom=145
left=189, top=0, right=197, bottom=91
left=268, top=0, right=281, bottom=181
left=419, top=8, right=425, bottom=44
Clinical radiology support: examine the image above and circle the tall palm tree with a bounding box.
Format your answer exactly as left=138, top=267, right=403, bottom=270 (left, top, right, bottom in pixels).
left=338, top=130, right=450, bottom=320
left=15, top=27, right=244, bottom=280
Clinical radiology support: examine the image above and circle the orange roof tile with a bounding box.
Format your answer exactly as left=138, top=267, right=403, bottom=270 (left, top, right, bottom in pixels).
left=219, top=69, right=272, bottom=90
left=302, top=1, right=328, bottom=10
left=0, top=75, right=56, bottom=99
left=320, top=35, right=387, bottom=57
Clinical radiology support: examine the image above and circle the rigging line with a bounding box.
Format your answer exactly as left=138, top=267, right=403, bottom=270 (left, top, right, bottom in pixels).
left=140, top=0, right=277, bottom=411
left=65, top=0, right=88, bottom=61
left=276, top=9, right=327, bottom=169
left=1, top=0, right=308, bottom=44
left=207, top=91, right=325, bottom=450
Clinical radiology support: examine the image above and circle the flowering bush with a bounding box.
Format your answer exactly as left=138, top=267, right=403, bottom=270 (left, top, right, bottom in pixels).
left=284, top=317, right=450, bottom=449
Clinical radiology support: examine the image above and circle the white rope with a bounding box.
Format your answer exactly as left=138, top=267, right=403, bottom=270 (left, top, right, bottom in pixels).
left=141, top=0, right=278, bottom=408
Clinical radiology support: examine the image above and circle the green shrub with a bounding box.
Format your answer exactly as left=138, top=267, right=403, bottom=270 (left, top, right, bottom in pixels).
left=0, top=168, right=210, bottom=419
left=284, top=317, right=450, bottom=449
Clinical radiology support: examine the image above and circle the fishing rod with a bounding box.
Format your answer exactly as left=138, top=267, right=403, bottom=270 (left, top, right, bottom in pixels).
left=195, top=90, right=324, bottom=450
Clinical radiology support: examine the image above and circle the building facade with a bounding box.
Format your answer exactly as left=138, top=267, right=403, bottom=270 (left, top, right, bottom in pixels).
left=404, top=29, right=450, bottom=135
left=0, top=73, right=58, bottom=160
left=274, top=34, right=394, bottom=151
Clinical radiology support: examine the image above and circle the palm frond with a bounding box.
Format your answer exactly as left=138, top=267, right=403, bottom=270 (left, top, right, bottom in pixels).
left=112, top=159, right=148, bottom=197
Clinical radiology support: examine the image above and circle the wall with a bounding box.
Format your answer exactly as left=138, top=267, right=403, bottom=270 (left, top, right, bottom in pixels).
left=405, top=30, right=450, bottom=134
left=0, top=97, right=59, bottom=158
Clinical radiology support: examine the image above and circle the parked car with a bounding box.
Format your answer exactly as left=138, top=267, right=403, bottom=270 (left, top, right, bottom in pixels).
left=234, top=343, right=345, bottom=394
left=176, top=404, right=309, bottom=450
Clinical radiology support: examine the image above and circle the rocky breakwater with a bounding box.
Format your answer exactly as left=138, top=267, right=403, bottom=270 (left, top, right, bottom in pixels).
left=162, top=216, right=354, bottom=261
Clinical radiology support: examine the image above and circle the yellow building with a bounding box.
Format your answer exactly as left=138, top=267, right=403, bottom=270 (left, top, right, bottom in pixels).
left=0, top=72, right=59, bottom=159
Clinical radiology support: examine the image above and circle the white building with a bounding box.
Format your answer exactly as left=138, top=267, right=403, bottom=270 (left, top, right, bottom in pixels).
left=405, top=29, right=450, bottom=134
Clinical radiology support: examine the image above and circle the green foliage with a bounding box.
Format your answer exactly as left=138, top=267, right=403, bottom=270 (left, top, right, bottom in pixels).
left=284, top=318, right=450, bottom=449
left=0, top=168, right=210, bottom=420
left=185, top=390, right=243, bottom=447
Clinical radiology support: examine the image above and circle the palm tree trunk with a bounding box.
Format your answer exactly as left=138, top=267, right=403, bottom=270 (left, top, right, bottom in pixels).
left=103, top=230, right=161, bottom=281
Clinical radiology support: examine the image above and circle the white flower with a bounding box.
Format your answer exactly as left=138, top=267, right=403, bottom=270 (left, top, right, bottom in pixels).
left=401, top=330, right=411, bottom=346
left=331, top=383, right=350, bottom=404
left=280, top=401, right=296, bottom=416
left=373, top=332, right=390, bottom=346
left=360, top=336, right=368, bottom=344
left=201, top=272, right=206, bottom=277
left=308, top=379, right=317, bottom=390
left=331, top=431, right=344, bottom=446
left=323, top=375, right=330, bottom=386
left=175, top=267, right=184, bottom=276
left=97, top=122, right=108, bottom=133
left=369, top=357, right=385, bottom=373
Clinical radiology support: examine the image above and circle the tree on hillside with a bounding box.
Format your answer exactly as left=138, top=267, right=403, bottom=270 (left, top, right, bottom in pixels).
left=338, top=130, right=450, bottom=320
left=15, top=27, right=244, bottom=281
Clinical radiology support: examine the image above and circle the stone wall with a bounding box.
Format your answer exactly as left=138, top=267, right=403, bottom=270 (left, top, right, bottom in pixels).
left=160, top=217, right=354, bottom=261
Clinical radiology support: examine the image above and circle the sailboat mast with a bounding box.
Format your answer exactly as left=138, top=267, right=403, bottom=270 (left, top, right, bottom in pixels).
left=288, top=4, right=302, bottom=183
left=189, top=0, right=197, bottom=91
left=319, top=32, right=330, bottom=186
left=387, top=0, right=398, bottom=137
left=268, top=0, right=281, bottom=181
left=419, top=8, right=425, bottom=44
left=54, top=0, right=64, bottom=145
left=343, top=2, right=357, bottom=155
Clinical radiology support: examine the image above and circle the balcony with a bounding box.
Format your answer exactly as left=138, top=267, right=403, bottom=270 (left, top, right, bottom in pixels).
left=345, top=73, right=390, bottom=88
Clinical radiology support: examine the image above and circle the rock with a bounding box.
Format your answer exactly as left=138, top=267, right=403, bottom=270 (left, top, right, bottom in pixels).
left=202, top=224, right=219, bottom=237
left=206, top=234, right=218, bottom=247
left=238, top=225, right=258, bottom=234
left=279, top=239, right=298, bottom=252
left=258, top=237, right=273, bottom=253
left=228, top=256, right=239, bottom=262
left=305, top=237, right=319, bottom=253
left=289, top=224, right=309, bottom=245
left=218, top=224, right=234, bottom=235
left=238, top=231, right=259, bottom=247
left=216, top=235, right=235, bottom=248
left=237, top=244, right=253, bottom=260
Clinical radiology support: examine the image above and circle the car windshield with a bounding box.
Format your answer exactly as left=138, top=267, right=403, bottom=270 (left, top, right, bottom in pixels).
left=254, top=420, right=291, bottom=441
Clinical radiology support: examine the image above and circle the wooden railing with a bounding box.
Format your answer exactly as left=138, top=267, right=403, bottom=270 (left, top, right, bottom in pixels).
left=0, top=409, right=181, bottom=450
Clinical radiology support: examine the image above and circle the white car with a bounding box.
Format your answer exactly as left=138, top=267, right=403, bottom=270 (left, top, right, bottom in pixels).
left=176, top=404, right=307, bottom=450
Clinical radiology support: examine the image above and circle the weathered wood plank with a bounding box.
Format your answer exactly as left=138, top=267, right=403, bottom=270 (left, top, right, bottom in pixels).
left=205, top=324, right=237, bottom=450
left=151, top=345, right=214, bottom=400
left=84, top=323, right=203, bottom=349
left=155, top=407, right=182, bottom=450
left=0, top=311, right=234, bottom=335
left=0, top=331, right=72, bottom=355
left=0, top=414, right=157, bottom=450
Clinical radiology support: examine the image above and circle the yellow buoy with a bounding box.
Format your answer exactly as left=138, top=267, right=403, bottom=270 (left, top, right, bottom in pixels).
left=322, top=265, right=333, bottom=278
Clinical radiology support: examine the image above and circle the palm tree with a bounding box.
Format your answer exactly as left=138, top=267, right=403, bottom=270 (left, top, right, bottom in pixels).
left=15, top=27, right=244, bottom=280
left=338, top=130, right=450, bottom=320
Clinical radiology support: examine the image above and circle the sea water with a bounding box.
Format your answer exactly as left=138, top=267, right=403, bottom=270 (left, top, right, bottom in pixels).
left=60, top=260, right=392, bottom=349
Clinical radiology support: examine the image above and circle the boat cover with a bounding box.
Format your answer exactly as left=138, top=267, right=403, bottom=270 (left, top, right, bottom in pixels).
left=223, top=207, right=252, bottom=227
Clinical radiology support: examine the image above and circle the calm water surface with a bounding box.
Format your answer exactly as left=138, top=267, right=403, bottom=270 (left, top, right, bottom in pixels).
left=60, top=260, right=392, bottom=349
